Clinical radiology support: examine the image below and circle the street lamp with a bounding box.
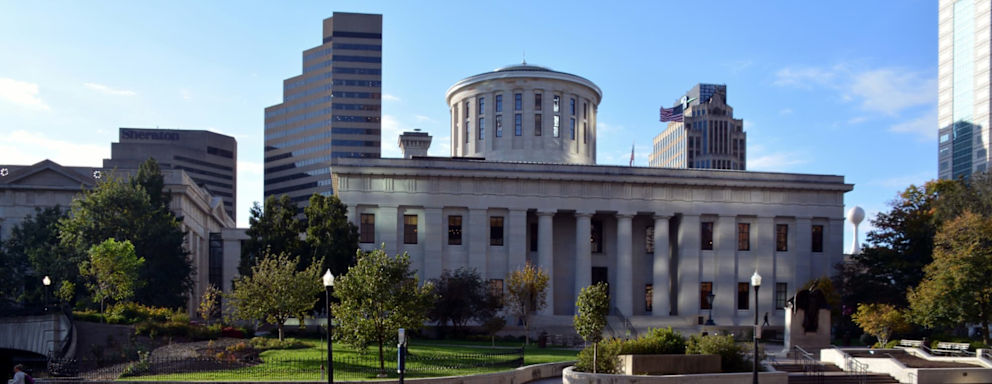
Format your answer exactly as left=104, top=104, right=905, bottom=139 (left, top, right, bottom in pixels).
left=322, top=269, right=335, bottom=384
left=751, top=270, right=762, bottom=384
left=705, top=292, right=716, bottom=326
left=42, top=275, right=51, bottom=312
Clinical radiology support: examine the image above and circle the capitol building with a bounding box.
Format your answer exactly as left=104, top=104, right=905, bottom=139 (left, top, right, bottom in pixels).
left=330, top=64, right=852, bottom=331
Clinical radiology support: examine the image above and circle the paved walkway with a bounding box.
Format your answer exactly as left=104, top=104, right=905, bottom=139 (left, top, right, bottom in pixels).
left=526, top=377, right=562, bottom=384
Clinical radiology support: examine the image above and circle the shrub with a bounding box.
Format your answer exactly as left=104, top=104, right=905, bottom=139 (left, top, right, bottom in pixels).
left=575, top=338, right=622, bottom=373
left=73, top=310, right=105, bottom=323
left=120, top=352, right=151, bottom=377
left=221, top=326, right=245, bottom=339
left=249, top=337, right=308, bottom=351
left=686, top=334, right=753, bottom=373
left=619, top=327, right=686, bottom=355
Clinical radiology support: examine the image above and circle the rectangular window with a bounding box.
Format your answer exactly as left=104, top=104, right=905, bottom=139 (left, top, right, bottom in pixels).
left=360, top=214, right=375, bottom=243
left=514, top=93, right=522, bottom=111
left=478, top=117, right=485, bottom=140
left=583, top=122, right=588, bottom=143
left=403, top=214, right=418, bottom=244
left=464, top=121, right=470, bottom=143
left=553, top=95, right=560, bottom=112
left=535, top=114, right=543, bottom=136
left=645, top=284, right=653, bottom=312
left=775, top=282, right=788, bottom=310
left=448, top=215, right=462, bottom=245
left=776, top=224, right=788, bottom=252
left=495, top=95, right=502, bottom=113
left=490, top=216, right=504, bottom=246
left=737, top=223, right=750, bottom=251
left=489, top=279, right=504, bottom=300
left=591, top=219, right=603, bottom=253
left=535, top=93, right=542, bottom=111
left=478, top=97, right=485, bottom=115
left=465, top=100, right=471, bottom=118
left=700, top=221, right=714, bottom=250
left=570, top=98, right=576, bottom=115
left=495, top=115, right=503, bottom=137
left=811, top=225, right=824, bottom=252
left=529, top=222, right=538, bottom=252
left=553, top=115, right=560, bottom=137
left=515, top=114, right=522, bottom=136
left=583, top=102, right=588, bottom=118
left=645, top=226, right=655, bottom=253
left=570, top=118, right=576, bottom=140
left=700, top=282, right=713, bottom=309
left=738, top=282, right=749, bottom=310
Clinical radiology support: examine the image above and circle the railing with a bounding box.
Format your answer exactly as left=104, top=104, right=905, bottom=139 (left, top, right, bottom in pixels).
left=793, top=345, right=823, bottom=383
left=845, top=356, right=868, bottom=384
left=45, top=348, right=524, bottom=381
left=611, top=306, right=638, bottom=339
left=907, top=371, right=917, bottom=384
left=981, top=349, right=992, bottom=362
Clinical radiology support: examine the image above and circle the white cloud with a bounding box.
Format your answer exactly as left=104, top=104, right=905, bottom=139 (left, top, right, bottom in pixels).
left=83, top=82, right=137, bottom=96
left=0, top=77, right=50, bottom=110
left=772, top=66, right=840, bottom=88
left=414, top=114, right=435, bottom=123
left=773, top=64, right=934, bottom=116
left=724, top=59, right=753, bottom=74
left=382, top=93, right=401, bottom=102
left=778, top=108, right=793, bottom=115
left=0, top=130, right=107, bottom=166
left=747, top=151, right=808, bottom=172
left=847, top=116, right=868, bottom=124
left=237, top=160, right=263, bottom=175
left=889, top=109, right=937, bottom=141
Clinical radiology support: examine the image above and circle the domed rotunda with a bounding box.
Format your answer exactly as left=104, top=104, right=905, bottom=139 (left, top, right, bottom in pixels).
left=445, top=64, right=602, bottom=164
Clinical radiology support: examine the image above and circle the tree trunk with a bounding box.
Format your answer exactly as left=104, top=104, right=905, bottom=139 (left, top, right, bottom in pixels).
left=378, top=339, right=386, bottom=375
left=524, top=317, right=530, bottom=347
left=277, top=322, right=284, bottom=341
left=593, top=342, right=598, bottom=373
left=983, top=318, right=989, bottom=347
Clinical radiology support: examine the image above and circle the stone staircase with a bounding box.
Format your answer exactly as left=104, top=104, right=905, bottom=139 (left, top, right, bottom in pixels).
left=773, top=362, right=900, bottom=384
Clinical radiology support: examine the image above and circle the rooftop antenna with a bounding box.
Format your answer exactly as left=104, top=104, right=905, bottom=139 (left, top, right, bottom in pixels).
left=522, top=50, right=526, bottom=65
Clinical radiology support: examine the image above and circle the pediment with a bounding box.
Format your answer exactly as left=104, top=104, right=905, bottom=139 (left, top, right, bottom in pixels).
left=3, top=160, right=95, bottom=188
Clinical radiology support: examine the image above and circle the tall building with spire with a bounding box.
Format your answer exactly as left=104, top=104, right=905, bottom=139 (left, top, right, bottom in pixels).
left=649, top=84, right=746, bottom=170
left=938, top=0, right=991, bottom=180
left=263, top=12, right=382, bottom=206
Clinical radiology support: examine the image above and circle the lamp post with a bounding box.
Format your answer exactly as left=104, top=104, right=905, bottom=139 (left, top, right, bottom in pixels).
left=705, top=292, right=715, bottom=326
left=42, top=275, right=51, bottom=312
left=751, top=270, right=762, bottom=384
left=42, top=275, right=53, bottom=358
left=322, top=269, right=335, bottom=384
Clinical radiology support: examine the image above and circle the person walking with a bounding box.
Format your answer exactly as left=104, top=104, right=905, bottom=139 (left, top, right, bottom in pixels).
left=10, top=364, right=27, bottom=384
left=762, top=312, right=770, bottom=326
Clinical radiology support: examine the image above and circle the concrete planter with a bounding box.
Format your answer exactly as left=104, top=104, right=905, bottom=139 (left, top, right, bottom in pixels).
left=563, top=366, right=788, bottom=384
left=619, top=354, right=720, bottom=375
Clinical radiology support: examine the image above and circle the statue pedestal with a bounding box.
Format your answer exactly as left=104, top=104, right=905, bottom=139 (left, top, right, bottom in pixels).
left=784, top=308, right=831, bottom=356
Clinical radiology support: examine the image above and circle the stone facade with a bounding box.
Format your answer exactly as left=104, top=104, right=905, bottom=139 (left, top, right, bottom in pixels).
left=330, top=157, right=852, bottom=329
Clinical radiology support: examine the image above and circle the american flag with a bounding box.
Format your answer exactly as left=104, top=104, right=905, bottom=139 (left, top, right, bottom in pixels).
left=659, top=104, right=684, bottom=122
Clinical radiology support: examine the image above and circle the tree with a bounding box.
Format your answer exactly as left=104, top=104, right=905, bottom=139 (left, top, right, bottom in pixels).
left=505, top=262, right=549, bottom=346
left=130, top=157, right=170, bottom=210
left=304, top=194, right=359, bottom=277
left=79, top=239, right=144, bottom=314
left=229, top=251, right=323, bottom=341
left=574, top=282, right=609, bottom=373
left=241, top=195, right=305, bottom=275
left=851, top=303, right=910, bottom=347
left=333, top=248, right=435, bottom=375
left=908, top=211, right=992, bottom=345
left=59, top=169, right=192, bottom=308
left=429, top=268, right=501, bottom=336
left=198, top=285, right=222, bottom=324
left=0, top=206, right=69, bottom=303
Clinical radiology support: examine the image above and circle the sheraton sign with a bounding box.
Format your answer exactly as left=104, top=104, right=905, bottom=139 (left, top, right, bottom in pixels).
left=121, top=129, right=180, bottom=141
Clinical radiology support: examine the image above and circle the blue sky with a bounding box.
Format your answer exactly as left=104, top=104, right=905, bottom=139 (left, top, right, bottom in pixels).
left=0, top=1, right=936, bottom=246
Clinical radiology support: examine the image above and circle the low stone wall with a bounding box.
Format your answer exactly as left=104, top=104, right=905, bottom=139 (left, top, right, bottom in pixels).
left=40, top=361, right=574, bottom=384
left=563, top=366, right=788, bottom=384
left=619, top=354, right=720, bottom=375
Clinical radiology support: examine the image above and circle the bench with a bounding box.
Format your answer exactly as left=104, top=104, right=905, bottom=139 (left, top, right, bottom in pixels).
left=933, top=341, right=971, bottom=356
left=898, top=339, right=923, bottom=348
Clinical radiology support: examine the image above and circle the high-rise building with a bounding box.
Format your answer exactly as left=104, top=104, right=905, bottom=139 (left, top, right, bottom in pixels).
left=264, top=12, right=383, bottom=207
left=103, top=127, right=237, bottom=220
left=938, top=0, right=991, bottom=180
left=649, top=84, right=746, bottom=170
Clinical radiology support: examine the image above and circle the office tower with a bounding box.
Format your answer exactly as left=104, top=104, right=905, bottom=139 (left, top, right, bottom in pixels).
left=264, top=12, right=383, bottom=207
left=103, top=127, right=237, bottom=220
left=938, top=0, right=991, bottom=180
left=649, top=84, right=746, bottom=170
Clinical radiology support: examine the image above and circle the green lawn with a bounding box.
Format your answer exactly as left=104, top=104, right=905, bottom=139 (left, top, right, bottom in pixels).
left=123, top=338, right=577, bottom=381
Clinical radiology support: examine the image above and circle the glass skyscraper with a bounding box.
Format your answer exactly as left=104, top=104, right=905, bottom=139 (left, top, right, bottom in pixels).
left=264, top=12, right=382, bottom=206
left=938, top=0, right=991, bottom=180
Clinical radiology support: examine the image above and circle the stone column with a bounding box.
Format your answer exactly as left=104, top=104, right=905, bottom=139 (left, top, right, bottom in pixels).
left=423, top=207, right=444, bottom=281
left=714, top=215, right=736, bottom=323
left=378, top=206, right=399, bottom=257
left=794, top=217, right=812, bottom=289
left=537, top=210, right=555, bottom=316
left=616, top=212, right=634, bottom=317
left=507, top=209, right=528, bottom=273
left=677, top=214, right=701, bottom=317
left=469, top=208, right=488, bottom=279
left=574, top=211, right=593, bottom=315
left=652, top=215, right=670, bottom=317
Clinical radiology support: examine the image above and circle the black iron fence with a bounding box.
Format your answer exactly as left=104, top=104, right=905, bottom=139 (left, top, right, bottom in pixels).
left=47, top=348, right=524, bottom=381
